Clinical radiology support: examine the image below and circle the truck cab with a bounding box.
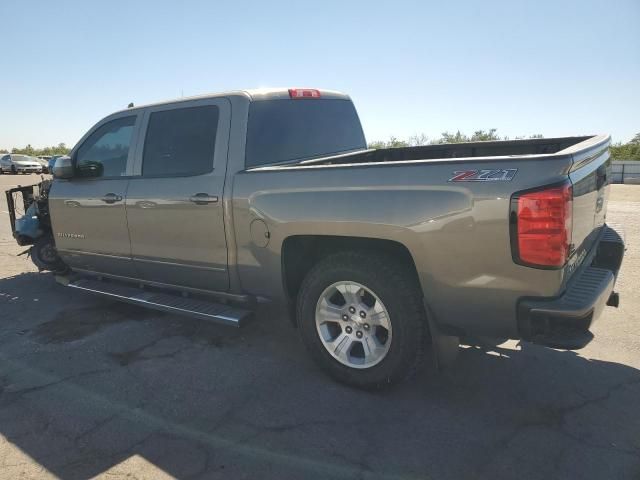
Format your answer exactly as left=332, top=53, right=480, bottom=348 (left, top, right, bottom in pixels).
left=49, top=89, right=365, bottom=294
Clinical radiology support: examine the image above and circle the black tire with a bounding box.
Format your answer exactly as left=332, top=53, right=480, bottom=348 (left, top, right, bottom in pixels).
left=30, top=235, right=69, bottom=274
left=297, top=251, right=427, bottom=389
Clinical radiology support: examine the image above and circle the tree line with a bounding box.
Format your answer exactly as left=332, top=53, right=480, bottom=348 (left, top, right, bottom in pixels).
left=609, top=133, right=640, bottom=161
left=369, top=129, right=640, bottom=160
left=368, top=129, right=542, bottom=149
left=0, top=143, right=71, bottom=157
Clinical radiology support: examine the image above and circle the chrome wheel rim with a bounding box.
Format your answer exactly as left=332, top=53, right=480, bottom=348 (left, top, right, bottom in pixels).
left=315, top=281, right=392, bottom=369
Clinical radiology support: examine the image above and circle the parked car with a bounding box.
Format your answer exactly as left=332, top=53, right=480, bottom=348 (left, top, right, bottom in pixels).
left=35, top=156, right=51, bottom=173
left=5, top=88, right=624, bottom=389
left=0, top=154, right=43, bottom=174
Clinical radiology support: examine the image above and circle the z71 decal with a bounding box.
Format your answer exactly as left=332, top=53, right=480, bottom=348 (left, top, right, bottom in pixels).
left=448, top=168, right=518, bottom=182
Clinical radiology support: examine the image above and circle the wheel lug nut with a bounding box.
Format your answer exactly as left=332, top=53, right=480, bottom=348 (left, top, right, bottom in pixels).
left=356, top=331, right=363, bottom=338
left=359, top=311, right=366, bottom=318
left=345, top=326, right=353, bottom=334
left=342, top=314, right=349, bottom=321
left=363, top=323, right=370, bottom=330
left=349, top=306, right=356, bottom=314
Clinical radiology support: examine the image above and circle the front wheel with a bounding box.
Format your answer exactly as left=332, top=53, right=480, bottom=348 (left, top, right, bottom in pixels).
left=30, top=235, right=69, bottom=274
left=297, top=252, right=427, bottom=389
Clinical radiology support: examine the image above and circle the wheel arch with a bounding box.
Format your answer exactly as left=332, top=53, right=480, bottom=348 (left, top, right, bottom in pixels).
left=281, top=235, right=422, bottom=323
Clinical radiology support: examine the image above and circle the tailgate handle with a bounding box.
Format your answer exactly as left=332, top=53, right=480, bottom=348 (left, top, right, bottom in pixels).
left=101, top=193, right=123, bottom=204
left=189, top=193, right=219, bottom=205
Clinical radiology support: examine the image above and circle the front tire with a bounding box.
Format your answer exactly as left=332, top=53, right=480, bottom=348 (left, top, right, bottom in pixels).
left=297, top=251, right=427, bottom=389
left=30, top=235, right=68, bottom=274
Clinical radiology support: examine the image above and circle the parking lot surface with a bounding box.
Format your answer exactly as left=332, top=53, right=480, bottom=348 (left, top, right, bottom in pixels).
left=0, top=174, right=638, bottom=479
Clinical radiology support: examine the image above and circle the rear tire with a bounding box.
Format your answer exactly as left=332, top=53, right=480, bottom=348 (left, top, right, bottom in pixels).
left=297, top=251, right=427, bottom=389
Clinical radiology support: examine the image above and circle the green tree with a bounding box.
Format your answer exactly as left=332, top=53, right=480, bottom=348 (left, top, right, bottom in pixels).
left=610, top=132, right=640, bottom=160
left=368, top=136, right=410, bottom=149
left=369, top=130, right=549, bottom=149
left=8, top=143, right=71, bottom=157
left=470, top=128, right=500, bottom=141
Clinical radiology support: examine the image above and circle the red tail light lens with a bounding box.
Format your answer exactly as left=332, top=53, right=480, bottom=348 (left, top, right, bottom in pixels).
left=288, top=88, right=321, bottom=99
left=513, top=182, right=573, bottom=267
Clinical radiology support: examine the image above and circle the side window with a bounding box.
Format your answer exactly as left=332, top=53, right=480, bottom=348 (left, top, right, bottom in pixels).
left=142, top=105, right=219, bottom=177
left=75, top=116, right=136, bottom=178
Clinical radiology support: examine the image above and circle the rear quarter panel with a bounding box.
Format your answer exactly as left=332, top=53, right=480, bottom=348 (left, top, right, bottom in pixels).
left=232, top=155, right=574, bottom=338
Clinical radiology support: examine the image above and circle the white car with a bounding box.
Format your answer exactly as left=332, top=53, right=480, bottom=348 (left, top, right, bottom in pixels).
left=0, top=154, right=43, bottom=174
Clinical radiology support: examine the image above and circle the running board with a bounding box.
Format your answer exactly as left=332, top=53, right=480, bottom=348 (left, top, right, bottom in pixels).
left=65, top=278, right=252, bottom=327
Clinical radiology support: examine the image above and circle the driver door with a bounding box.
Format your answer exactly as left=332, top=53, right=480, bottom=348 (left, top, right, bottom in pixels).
left=49, top=113, right=142, bottom=277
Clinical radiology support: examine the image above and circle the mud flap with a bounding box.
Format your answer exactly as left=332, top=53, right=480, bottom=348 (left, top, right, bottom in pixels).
left=423, top=299, right=459, bottom=369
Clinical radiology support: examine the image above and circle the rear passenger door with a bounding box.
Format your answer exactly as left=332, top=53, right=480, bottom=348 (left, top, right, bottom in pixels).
left=125, top=98, right=231, bottom=292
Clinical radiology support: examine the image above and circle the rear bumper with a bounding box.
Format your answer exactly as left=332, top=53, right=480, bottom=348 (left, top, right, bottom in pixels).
left=517, top=224, right=625, bottom=349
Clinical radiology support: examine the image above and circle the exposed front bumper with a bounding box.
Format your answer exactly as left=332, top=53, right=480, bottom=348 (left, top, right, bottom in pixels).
left=517, top=224, right=625, bottom=350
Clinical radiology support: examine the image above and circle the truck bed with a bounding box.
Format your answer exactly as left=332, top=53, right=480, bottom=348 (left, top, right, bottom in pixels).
left=295, top=135, right=594, bottom=167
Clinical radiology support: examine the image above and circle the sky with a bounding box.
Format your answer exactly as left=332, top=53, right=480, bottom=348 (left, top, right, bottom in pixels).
left=1, top=0, right=638, bottom=150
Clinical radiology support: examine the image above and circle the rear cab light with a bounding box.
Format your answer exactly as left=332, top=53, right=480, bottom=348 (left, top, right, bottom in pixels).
left=288, top=88, right=321, bottom=99
left=510, top=181, right=573, bottom=268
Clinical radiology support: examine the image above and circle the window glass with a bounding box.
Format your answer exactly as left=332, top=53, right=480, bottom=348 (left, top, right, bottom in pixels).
left=76, top=116, right=136, bottom=178
left=245, top=99, right=366, bottom=168
left=142, top=105, right=219, bottom=177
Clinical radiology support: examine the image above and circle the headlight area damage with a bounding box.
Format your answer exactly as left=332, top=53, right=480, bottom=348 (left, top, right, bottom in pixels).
left=6, top=180, right=68, bottom=273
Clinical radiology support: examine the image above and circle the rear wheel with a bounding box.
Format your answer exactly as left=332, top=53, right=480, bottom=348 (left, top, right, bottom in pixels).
left=297, top=251, right=427, bottom=389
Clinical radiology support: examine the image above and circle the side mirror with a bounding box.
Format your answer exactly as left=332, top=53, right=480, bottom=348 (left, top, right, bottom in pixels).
left=52, top=156, right=74, bottom=179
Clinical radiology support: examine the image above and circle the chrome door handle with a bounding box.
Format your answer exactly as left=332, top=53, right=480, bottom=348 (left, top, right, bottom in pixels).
left=101, top=193, right=123, bottom=204
left=189, top=193, right=219, bottom=205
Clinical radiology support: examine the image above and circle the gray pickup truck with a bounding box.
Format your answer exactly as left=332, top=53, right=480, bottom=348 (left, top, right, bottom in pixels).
left=7, top=88, right=625, bottom=388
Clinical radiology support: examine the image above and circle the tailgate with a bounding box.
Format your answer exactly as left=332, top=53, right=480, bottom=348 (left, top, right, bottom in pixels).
left=564, top=136, right=611, bottom=281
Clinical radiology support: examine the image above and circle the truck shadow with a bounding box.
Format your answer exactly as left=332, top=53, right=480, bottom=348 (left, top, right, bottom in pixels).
left=0, top=272, right=638, bottom=479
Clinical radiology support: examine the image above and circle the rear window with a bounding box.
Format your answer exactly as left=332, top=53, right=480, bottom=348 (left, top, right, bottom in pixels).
left=245, top=99, right=366, bottom=168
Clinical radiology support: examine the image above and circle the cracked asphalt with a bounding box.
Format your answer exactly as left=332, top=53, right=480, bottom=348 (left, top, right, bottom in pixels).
left=0, top=175, right=639, bottom=479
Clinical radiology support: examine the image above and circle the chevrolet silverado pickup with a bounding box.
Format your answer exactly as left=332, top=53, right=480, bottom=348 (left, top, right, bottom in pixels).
left=6, top=88, right=624, bottom=389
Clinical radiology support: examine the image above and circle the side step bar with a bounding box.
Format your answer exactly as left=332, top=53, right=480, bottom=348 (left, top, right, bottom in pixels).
left=63, top=277, right=253, bottom=327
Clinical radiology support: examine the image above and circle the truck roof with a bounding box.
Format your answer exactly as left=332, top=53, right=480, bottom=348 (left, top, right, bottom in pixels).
left=117, top=88, right=350, bottom=115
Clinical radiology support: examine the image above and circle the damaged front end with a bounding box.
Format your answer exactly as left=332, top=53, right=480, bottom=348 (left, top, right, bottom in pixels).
left=6, top=180, right=68, bottom=273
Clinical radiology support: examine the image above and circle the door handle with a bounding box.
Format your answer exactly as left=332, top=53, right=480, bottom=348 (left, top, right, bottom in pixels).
left=101, top=193, right=123, bottom=204
left=189, top=193, right=219, bottom=205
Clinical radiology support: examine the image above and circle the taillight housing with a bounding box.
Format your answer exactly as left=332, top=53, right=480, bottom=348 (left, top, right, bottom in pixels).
left=510, top=181, right=573, bottom=268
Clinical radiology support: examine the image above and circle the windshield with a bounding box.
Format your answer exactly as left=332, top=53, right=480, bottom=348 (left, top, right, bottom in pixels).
left=245, top=99, right=366, bottom=168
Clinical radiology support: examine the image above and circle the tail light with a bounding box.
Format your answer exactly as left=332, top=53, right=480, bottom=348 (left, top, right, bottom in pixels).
left=288, top=88, right=321, bottom=99
left=511, top=181, right=573, bottom=268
